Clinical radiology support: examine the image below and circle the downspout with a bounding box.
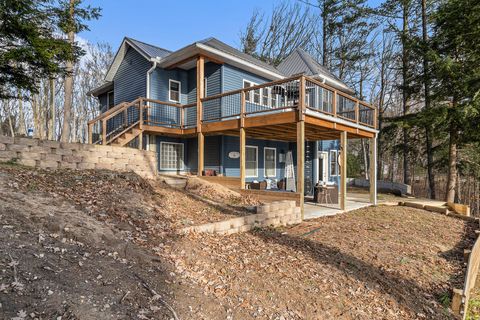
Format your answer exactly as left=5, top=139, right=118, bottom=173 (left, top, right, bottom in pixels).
left=145, top=59, right=159, bottom=151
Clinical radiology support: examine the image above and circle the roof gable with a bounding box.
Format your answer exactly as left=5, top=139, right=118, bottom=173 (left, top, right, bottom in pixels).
left=105, top=37, right=171, bottom=82
left=277, top=48, right=354, bottom=94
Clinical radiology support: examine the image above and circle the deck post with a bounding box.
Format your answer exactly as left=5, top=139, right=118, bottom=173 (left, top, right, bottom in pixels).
left=240, top=127, right=246, bottom=189
left=340, top=131, right=347, bottom=210
left=369, top=134, right=378, bottom=205
left=102, top=119, right=107, bottom=145
left=138, top=98, right=143, bottom=150
left=87, top=123, right=92, bottom=144
left=297, top=121, right=305, bottom=220
left=196, top=55, right=205, bottom=176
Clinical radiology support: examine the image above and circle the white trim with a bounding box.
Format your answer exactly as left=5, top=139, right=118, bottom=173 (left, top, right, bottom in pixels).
left=305, top=108, right=378, bottom=134
left=330, top=150, right=338, bottom=176
left=159, top=141, right=185, bottom=171
left=168, top=79, right=181, bottom=103
left=196, top=43, right=283, bottom=79
left=245, top=145, right=258, bottom=178
left=146, top=61, right=158, bottom=103
left=319, top=151, right=329, bottom=182
left=243, top=79, right=276, bottom=108
left=264, top=147, right=276, bottom=178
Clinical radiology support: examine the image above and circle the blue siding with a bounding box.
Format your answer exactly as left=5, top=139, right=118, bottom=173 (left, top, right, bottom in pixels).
left=222, top=136, right=289, bottom=182
left=148, top=67, right=188, bottom=126
left=202, top=63, right=222, bottom=121
left=113, top=47, right=150, bottom=105
left=221, top=64, right=273, bottom=118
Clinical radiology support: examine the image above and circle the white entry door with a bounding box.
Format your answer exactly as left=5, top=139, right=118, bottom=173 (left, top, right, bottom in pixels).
left=318, top=151, right=329, bottom=183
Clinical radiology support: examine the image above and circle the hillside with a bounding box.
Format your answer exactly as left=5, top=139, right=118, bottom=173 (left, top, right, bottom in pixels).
left=0, top=163, right=475, bottom=319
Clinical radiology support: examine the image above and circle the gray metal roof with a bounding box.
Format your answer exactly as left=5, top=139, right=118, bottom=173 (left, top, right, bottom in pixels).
left=199, top=37, right=283, bottom=76
left=277, top=48, right=354, bottom=94
left=125, top=37, right=171, bottom=59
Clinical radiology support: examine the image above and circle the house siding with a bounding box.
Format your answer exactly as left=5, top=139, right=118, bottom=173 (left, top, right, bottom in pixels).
left=222, top=136, right=289, bottom=182
left=113, top=47, right=150, bottom=105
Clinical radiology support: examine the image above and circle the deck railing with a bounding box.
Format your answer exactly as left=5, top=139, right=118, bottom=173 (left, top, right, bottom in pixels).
left=88, top=75, right=377, bottom=144
left=200, top=75, right=376, bottom=128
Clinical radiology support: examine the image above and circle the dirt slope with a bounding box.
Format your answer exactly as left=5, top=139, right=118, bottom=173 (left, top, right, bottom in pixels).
left=0, top=163, right=475, bottom=319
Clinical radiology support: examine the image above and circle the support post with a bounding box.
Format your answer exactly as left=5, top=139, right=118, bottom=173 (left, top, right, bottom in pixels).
left=102, top=119, right=107, bottom=145
left=297, top=121, right=305, bottom=220
left=88, top=123, right=92, bottom=144
left=197, top=56, right=205, bottom=176
left=240, top=127, right=246, bottom=189
left=138, top=98, right=143, bottom=150
left=369, top=135, right=378, bottom=205
left=198, top=132, right=204, bottom=176
left=298, top=75, right=306, bottom=121
left=340, top=131, right=347, bottom=210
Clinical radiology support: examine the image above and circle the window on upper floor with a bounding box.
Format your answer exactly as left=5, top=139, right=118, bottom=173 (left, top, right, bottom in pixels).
left=169, top=79, right=181, bottom=103
left=243, top=80, right=253, bottom=102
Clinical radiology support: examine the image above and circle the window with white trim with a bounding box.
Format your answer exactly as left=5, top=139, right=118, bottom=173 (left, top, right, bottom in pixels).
left=160, top=142, right=184, bottom=170
left=330, top=150, right=338, bottom=176
left=243, top=80, right=253, bottom=102
left=264, top=147, right=276, bottom=178
left=169, top=79, right=181, bottom=103
left=246, top=146, right=258, bottom=177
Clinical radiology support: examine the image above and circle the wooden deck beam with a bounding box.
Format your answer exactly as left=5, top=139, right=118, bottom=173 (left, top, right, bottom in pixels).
left=240, top=127, right=246, bottom=190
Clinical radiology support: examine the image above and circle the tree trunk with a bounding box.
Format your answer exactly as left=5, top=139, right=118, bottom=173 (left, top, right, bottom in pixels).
left=61, top=0, right=75, bottom=143
left=445, top=122, right=457, bottom=203
left=402, top=1, right=411, bottom=185
left=49, top=78, right=56, bottom=140
left=421, top=0, right=436, bottom=199
left=17, top=91, right=26, bottom=136
left=322, top=1, right=328, bottom=67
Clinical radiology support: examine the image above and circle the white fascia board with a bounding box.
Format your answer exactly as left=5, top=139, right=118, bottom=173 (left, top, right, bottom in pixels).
left=305, top=109, right=378, bottom=134
left=105, top=38, right=152, bottom=82
left=158, top=43, right=284, bottom=81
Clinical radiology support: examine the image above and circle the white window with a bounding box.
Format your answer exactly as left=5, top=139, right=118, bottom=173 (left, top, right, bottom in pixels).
left=246, top=145, right=258, bottom=177
left=264, top=147, right=276, bottom=178
left=169, top=79, right=181, bottom=103
left=322, top=88, right=333, bottom=112
left=262, top=88, right=269, bottom=106
left=330, top=150, right=338, bottom=176
left=243, top=80, right=253, bottom=102
left=160, top=142, right=184, bottom=170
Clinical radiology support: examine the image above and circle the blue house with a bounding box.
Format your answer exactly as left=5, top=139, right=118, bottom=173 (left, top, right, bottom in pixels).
left=88, top=37, right=378, bottom=210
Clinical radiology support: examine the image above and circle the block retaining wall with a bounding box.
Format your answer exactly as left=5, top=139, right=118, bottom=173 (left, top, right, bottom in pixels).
left=0, top=136, right=157, bottom=179
left=181, top=200, right=301, bottom=235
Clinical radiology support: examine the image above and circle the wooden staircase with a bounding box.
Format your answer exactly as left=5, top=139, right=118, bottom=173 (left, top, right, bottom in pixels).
left=110, top=126, right=142, bottom=146
left=87, top=98, right=145, bottom=148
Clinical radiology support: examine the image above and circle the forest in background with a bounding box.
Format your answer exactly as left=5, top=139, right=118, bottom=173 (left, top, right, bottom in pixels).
left=0, top=0, right=479, bottom=213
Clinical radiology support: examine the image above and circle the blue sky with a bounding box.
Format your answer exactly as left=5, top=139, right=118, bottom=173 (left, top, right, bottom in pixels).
left=79, top=0, right=280, bottom=51
left=80, top=0, right=382, bottom=52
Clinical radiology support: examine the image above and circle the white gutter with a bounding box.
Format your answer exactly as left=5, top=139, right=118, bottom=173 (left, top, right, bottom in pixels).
left=145, top=59, right=160, bottom=151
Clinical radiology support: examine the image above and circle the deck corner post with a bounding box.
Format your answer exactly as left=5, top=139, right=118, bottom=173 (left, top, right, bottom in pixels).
left=369, top=135, right=378, bottom=205
left=297, top=120, right=305, bottom=220
left=240, top=127, right=246, bottom=189
left=196, top=55, right=205, bottom=176
left=299, top=75, right=306, bottom=121
left=340, top=131, right=347, bottom=211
